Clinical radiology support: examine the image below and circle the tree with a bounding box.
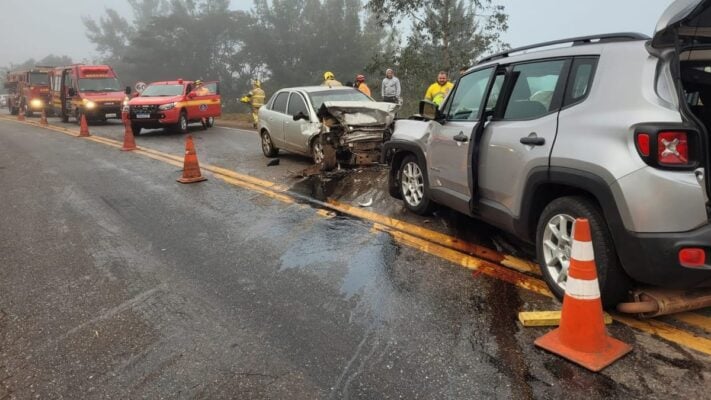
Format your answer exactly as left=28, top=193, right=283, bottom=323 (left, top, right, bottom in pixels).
left=366, top=0, right=508, bottom=113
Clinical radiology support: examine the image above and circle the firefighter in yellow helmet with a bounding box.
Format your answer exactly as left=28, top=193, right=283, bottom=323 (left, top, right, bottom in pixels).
left=240, top=79, right=266, bottom=128
left=322, top=71, right=342, bottom=88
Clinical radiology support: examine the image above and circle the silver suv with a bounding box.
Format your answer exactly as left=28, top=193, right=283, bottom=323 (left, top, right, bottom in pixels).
left=383, top=0, right=711, bottom=307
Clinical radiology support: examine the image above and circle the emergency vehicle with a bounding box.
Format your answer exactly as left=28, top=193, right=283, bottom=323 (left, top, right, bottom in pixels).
left=48, top=64, right=129, bottom=123
left=4, top=66, right=52, bottom=117
left=127, top=79, right=221, bottom=134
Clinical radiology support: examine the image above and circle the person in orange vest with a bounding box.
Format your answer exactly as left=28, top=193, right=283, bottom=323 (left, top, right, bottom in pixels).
left=354, top=74, right=371, bottom=97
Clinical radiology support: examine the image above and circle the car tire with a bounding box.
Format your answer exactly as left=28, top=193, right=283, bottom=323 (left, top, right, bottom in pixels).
left=177, top=111, right=188, bottom=134
left=397, top=154, right=435, bottom=215
left=206, top=117, right=214, bottom=128
left=131, top=123, right=142, bottom=136
left=312, top=136, right=336, bottom=171
left=261, top=130, right=278, bottom=157
left=61, top=111, right=69, bottom=123
left=536, top=196, right=631, bottom=309
left=75, top=109, right=82, bottom=125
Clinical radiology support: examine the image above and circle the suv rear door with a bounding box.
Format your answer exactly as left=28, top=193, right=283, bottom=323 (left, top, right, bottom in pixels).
left=478, top=59, right=571, bottom=217
left=427, top=66, right=498, bottom=214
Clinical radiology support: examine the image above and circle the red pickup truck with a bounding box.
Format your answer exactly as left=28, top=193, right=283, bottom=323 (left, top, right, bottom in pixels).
left=127, top=80, right=221, bottom=134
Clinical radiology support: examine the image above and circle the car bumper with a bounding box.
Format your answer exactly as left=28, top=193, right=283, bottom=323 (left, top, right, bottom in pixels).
left=617, top=222, right=711, bottom=288
left=85, top=106, right=122, bottom=119
left=129, top=107, right=181, bottom=125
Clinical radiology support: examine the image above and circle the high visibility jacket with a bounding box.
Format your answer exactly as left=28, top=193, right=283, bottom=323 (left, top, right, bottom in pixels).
left=250, top=88, right=265, bottom=108
left=425, top=81, right=454, bottom=106
left=356, top=82, right=371, bottom=97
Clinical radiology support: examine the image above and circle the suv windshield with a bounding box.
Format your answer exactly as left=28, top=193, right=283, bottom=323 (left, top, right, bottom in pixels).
left=29, top=72, right=47, bottom=85
left=308, top=89, right=372, bottom=111
left=141, top=84, right=184, bottom=97
left=78, top=78, right=122, bottom=92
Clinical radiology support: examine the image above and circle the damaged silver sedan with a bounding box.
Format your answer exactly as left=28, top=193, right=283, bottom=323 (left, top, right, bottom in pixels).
left=258, top=86, right=398, bottom=170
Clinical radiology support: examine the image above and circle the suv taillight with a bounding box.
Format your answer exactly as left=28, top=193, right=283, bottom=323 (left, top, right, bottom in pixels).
left=634, top=127, right=699, bottom=170
left=657, top=131, right=689, bottom=165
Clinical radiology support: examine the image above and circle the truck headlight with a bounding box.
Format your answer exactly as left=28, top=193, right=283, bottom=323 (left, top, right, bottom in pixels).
left=84, top=100, right=97, bottom=110
left=30, top=99, right=43, bottom=108
left=159, top=102, right=176, bottom=111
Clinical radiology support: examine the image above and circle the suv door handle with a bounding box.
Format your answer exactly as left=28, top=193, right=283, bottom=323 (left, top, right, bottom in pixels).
left=520, top=136, right=545, bottom=146
left=453, top=131, right=469, bottom=142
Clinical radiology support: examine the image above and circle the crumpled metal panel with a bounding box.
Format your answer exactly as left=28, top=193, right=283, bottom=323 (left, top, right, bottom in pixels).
left=321, top=101, right=398, bottom=127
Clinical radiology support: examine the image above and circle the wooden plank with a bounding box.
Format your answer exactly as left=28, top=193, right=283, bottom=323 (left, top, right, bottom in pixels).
left=518, top=311, right=613, bottom=327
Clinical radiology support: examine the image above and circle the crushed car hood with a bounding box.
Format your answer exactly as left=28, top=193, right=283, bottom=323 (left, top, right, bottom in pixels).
left=318, top=101, right=398, bottom=127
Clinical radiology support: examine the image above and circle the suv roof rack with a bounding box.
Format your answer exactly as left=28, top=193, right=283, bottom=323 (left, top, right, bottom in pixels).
left=477, top=32, right=650, bottom=64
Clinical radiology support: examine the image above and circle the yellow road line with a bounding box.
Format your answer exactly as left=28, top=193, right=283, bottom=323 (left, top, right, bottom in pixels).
left=671, top=312, right=711, bottom=334
left=613, top=314, right=711, bottom=356
left=3, top=116, right=711, bottom=356
left=372, top=223, right=552, bottom=297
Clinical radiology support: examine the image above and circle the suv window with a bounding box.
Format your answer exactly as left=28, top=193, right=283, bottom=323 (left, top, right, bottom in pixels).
left=564, top=57, right=598, bottom=106
left=444, top=67, right=494, bottom=121
left=503, top=60, right=566, bottom=120
left=272, top=92, right=289, bottom=113
left=287, top=93, right=308, bottom=116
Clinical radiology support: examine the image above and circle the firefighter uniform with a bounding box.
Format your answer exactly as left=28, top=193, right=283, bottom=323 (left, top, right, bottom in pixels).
left=241, top=81, right=266, bottom=128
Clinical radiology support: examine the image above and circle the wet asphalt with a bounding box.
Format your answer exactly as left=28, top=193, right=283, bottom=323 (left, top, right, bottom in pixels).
left=0, top=115, right=709, bottom=399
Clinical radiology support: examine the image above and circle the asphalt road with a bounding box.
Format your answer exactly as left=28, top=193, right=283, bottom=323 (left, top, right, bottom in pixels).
left=1, top=113, right=710, bottom=399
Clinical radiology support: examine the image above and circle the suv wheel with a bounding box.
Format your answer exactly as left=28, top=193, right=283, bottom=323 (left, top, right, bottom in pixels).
left=398, top=155, right=435, bottom=215
left=536, top=196, right=631, bottom=308
left=261, top=130, right=279, bottom=157
left=205, top=116, right=215, bottom=128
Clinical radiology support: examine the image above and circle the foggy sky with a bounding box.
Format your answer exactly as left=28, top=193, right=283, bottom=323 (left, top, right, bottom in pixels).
left=1, top=0, right=673, bottom=67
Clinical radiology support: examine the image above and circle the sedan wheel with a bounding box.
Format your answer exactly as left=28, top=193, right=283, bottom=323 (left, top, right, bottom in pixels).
left=261, top=130, right=278, bottom=157
left=312, top=141, right=324, bottom=164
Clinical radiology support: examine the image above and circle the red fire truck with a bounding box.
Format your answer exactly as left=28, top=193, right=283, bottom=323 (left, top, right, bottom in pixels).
left=4, top=66, right=52, bottom=117
left=48, top=64, right=129, bottom=123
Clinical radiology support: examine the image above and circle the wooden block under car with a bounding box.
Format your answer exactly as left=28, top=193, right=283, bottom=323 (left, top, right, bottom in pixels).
left=518, top=311, right=613, bottom=327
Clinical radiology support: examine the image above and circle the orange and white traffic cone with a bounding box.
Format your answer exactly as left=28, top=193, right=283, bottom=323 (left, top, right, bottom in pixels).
left=17, top=106, right=25, bottom=121
left=79, top=114, right=90, bottom=137
left=534, top=218, right=632, bottom=372
left=121, top=115, right=137, bottom=151
left=40, top=108, right=48, bottom=127
left=177, top=135, right=207, bottom=184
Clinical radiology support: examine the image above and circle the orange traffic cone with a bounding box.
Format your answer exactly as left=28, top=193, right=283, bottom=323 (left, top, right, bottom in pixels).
left=17, top=107, right=25, bottom=121
left=121, top=116, right=137, bottom=151
left=177, top=135, right=207, bottom=184
left=534, top=218, right=631, bottom=372
left=40, top=108, right=48, bottom=126
left=79, top=114, right=90, bottom=137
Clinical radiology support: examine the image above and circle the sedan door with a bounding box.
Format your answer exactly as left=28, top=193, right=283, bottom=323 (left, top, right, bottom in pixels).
left=284, top=92, right=317, bottom=153
left=265, top=91, right=290, bottom=148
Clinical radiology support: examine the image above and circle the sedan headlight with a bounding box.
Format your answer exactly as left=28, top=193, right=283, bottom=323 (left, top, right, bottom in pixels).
left=83, top=100, right=97, bottom=110
left=30, top=99, right=43, bottom=108
left=159, top=102, right=176, bottom=111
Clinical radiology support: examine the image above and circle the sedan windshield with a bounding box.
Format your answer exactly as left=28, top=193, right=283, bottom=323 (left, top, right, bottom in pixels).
left=141, top=84, right=184, bottom=97
left=78, top=78, right=122, bottom=92
left=308, top=89, right=372, bottom=111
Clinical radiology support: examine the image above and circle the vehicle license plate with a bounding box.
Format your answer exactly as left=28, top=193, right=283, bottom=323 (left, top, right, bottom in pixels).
left=136, top=113, right=150, bottom=119
left=105, top=113, right=117, bottom=118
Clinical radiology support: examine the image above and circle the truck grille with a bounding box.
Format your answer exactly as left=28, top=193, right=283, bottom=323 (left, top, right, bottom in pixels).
left=130, top=105, right=158, bottom=113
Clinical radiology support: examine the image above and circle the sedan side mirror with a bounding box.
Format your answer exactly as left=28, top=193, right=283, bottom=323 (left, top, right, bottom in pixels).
left=68, top=88, right=76, bottom=97
left=419, top=100, right=443, bottom=121
left=293, top=111, right=309, bottom=121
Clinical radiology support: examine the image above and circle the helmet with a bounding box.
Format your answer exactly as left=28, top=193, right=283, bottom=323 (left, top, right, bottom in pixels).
left=253, top=79, right=261, bottom=88
left=356, top=74, right=365, bottom=82
left=194, top=79, right=203, bottom=86
left=324, top=71, right=335, bottom=81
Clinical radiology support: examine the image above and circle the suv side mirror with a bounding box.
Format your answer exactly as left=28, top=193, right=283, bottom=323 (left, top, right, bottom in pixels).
left=419, top=100, right=443, bottom=121
left=125, top=86, right=132, bottom=95
left=293, top=111, right=309, bottom=121
left=68, top=88, right=76, bottom=97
